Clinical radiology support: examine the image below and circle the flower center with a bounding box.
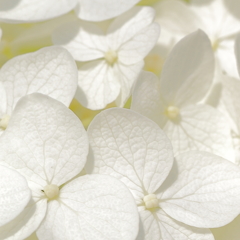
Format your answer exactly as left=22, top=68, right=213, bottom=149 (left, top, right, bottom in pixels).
left=44, top=184, right=59, bottom=200
left=211, top=39, right=219, bottom=52
left=0, top=114, right=10, bottom=130
left=105, top=50, right=118, bottom=66
left=165, top=106, right=179, bottom=119
left=143, top=194, right=159, bottom=210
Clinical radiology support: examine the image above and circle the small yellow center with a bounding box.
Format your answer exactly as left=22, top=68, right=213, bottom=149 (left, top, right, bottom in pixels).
left=0, top=115, right=10, bottom=130
left=143, top=194, right=159, bottom=210
left=44, top=184, right=59, bottom=200
left=212, top=40, right=219, bottom=52
left=165, top=106, right=179, bottom=119
left=105, top=50, right=118, bottom=66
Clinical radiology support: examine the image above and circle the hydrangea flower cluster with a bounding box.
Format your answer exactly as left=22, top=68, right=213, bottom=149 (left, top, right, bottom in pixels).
left=1, top=0, right=240, bottom=240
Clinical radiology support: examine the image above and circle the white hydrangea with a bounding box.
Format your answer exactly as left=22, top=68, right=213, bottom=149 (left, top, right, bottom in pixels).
left=86, top=107, right=240, bottom=240
left=131, top=30, right=235, bottom=162
left=0, top=94, right=139, bottom=240
left=52, top=6, right=160, bottom=110
left=0, top=46, right=78, bottom=134
left=155, top=0, right=240, bottom=77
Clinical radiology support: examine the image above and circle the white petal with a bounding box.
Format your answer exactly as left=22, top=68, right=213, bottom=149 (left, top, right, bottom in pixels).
left=138, top=209, right=214, bottom=240
left=0, top=46, right=78, bottom=114
left=52, top=20, right=107, bottom=62
left=86, top=108, right=173, bottom=202
left=118, top=23, right=160, bottom=65
left=0, top=93, right=88, bottom=186
left=0, top=82, right=7, bottom=117
left=136, top=209, right=213, bottom=240
left=76, top=0, right=140, bottom=21
left=158, top=151, right=240, bottom=228
left=192, top=0, right=240, bottom=39
left=131, top=71, right=168, bottom=128
left=155, top=210, right=214, bottom=240
left=155, top=0, right=201, bottom=37
left=115, top=61, right=144, bottom=107
left=107, top=7, right=155, bottom=50
left=216, top=40, right=238, bottom=78
left=37, top=174, right=139, bottom=240
left=0, top=165, right=31, bottom=227
left=76, top=60, right=121, bottom=110
left=160, top=30, right=214, bottom=107
left=136, top=210, right=161, bottom=240
left=221, top=76, right=240, bottom=134
left=0, top=0, right=78, bottom=23
left=235, top=33, right=240, bottom=77
left=0, top=198, right=47, bottom=240
left=164, top=104, right=234, bottom=162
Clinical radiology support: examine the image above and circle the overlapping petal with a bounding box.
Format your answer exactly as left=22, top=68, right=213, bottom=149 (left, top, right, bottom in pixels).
left=37, top=174, right=139, bottom=240
left=164, top=104, right=234, bottom=161
left=0, top=198, right=47, bottom=240
left=52, top=20, right=107, bottom=62
left=115, top=61, right=144, bottom=107
left=160, top=30, right=214, bottom=107
left=0, top=46, right=78, bottom=114
left=155, top=210, right=214, bottom=240
left=76, top=0, right=141, bottom=22
left=86, top=108, right=174, bottom=202
left=221, top=76, right=240, bottom=134
left=107, top=7, right=156, bottom=50
left=118, top=23, right=160, bottom=65
left=137, top=209, right=214, bottom=240
left=0, top=0, right=78, bottom=23
left=0, top=165, right=31, bottom=228
left=155, top=0, right=202, bottom=38
left=158, top=151, right=240, bottom=228
left=0, top=93, right=88, bottom=187
left=76, top=60, right=121, bottom=110
left=131, top=71, right=167, bottom=128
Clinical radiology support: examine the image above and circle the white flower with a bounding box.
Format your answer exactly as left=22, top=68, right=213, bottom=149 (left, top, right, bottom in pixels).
left=155, top=0, right=240, bottom=77
left=86, top=107, right=240, bottom=240
left=0, top=93, right=139, bottom=240
left=52, top=6, right=160, bottom=110
left=0, top=0, right=78, bottom=23
left=75, top=0, right=141, bottom=22
left=0, top=46, right=78, bottom=133
left=131, top=30, right=235, bottom=161
left=0, top=165, right=31, bottom=228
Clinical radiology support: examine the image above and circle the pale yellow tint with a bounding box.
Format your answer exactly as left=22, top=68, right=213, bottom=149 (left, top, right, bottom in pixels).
left=143, top=194, right=159, bottom=209
left=144, top=53, right=164, bottom=76
left=69, top=98, right=132, bottom=129
left=0, top=22, right=52, bottom=67
left=44, top=184, right=59, bottom=200
left=138, top=0, right=190, bottom=5
left=211, top=215, right=240, bottom=240
left=24, top=232, right=38, bottom=240
left=138, top=0, right=161, bottom=5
